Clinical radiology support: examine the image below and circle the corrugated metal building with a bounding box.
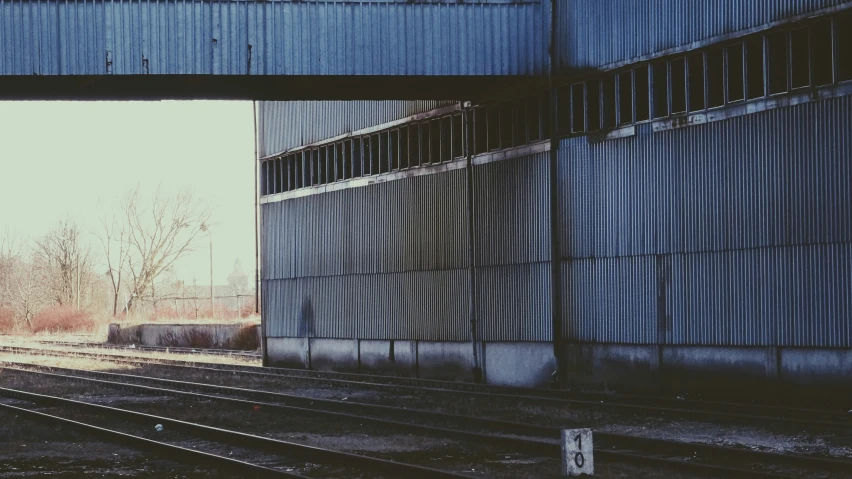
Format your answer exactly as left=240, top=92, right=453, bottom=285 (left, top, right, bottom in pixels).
left=259, top=1, right=852, bottom=391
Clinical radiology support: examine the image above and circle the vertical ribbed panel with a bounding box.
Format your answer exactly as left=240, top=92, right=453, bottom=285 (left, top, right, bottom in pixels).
left=477, top=263, right=552, bottom=341
left=262, top=167, right=472, bottom=340
left=0, top=0, right=549, bottom=77
left=473, top=152, right=551, bottom=266
left=559, top=0, right=852, bottom=69
left=561, top=256, right=658, bottom=344
left=667, top=244, right=852, bottom=347
left=262, top=170, right=469, bottom=280
left=259, top=101, right=458, bottom=158
left=560, top=96, right=852, bottom=259
left=263, top=270, right=469, bottom=341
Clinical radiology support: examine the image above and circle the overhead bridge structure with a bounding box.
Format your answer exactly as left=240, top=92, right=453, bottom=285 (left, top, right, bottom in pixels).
left=0, top=0, right=549, bottom=100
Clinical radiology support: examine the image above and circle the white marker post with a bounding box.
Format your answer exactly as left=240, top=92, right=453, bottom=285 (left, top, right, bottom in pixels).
left=561, top=429, right=593, bottom=476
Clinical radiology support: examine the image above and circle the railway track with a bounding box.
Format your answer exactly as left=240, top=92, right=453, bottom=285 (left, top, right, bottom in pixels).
left=23, top=339, right=262, bottom=358
left=3, top=344, right=852, bottom=429
left=3, top=361, right=851, bottom=478
left=0, top=385, right=473, bottom=478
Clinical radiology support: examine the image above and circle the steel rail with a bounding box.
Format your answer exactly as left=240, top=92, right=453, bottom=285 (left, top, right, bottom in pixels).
left=3, top=344, right=851, bottom=429
left=28, top=340, right=260, bottom=357
left=0, top=385, right=471, bottom=479
left=0, top=401, right=299, bottom=478
left=4, top=362, right=851, bottom=478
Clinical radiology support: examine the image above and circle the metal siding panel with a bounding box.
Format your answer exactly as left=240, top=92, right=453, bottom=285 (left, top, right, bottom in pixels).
left=474, top=151, right=551, bottom=267
left=258, top=100, right=458, bottom=159
left=477, top=263, right=552, bottom=342
left=559, top=0, right=852, bottom=69
left=2, top=0, right=547, bottom=77
left=559, top=97, right=851, bottom=348
left=560, top=97, right=852, bottom=259
left=561, top=256, right=657, bottom=344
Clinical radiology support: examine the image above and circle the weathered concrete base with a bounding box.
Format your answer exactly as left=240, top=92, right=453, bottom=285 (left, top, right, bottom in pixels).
left=264, top=337, right=852, bottom=397
left=562, top=343, right=660, bottom=392
left=309, top=338, right=359, bottom=372
left=266, top=337, right=309, bottom=368
left=483, top=342, right=556, bottom=387
left=359, top=340, right=417, bottom=376
left=661, top=345, right=777, bottom=397
left=416, top=341, right=474, bottom=381
left=108, top=323, right=259, bottom=350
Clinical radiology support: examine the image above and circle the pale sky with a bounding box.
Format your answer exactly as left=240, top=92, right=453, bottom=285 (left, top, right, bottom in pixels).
left=0, top=100, right=256, bottom=286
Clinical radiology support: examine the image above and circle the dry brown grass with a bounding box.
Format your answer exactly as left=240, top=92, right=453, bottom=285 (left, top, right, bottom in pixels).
left=0, top=351, right=139, bottom=372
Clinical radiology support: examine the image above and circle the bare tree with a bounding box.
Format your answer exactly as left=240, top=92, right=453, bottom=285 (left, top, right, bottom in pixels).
left=122, top=187, right=210, bottom=312
left=94, top=208, right=131, bottom=316
left=1, top=241, right=49, bottom=327
left=36, top=218, right=92, bottom=309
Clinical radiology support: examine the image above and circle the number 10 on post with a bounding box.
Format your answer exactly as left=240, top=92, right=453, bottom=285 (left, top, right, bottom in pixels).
left=561, top=429, right=593, bottom=476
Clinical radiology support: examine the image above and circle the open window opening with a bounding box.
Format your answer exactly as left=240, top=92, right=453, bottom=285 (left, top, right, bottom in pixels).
left=671, top=58, right=687, bottom=113
left=399, top=126, right=410, bottom=169
left=652, top=62, right=669, bottom=118
left=618, top=71, right=633, bottom=125
left=587, top=79, right=601, bottom=131
left=767, top=30, right=789, bottom=94
left=688, top=53, right=706, bottom=111
left=409, top=123, right=421, bottom=167
left=727, top=43, right=745, bottom=102
left=352, top=138, right=363, bottom=177
left=474, top=107, right=487, bottom=154
left=430, top=119, right=442, bottom=163
left=601, top=75, right=616, bottom=128
left=746, top=36, right=766, bottom=99
left=452, top=114, right=464, bottom=158
left=634, top=65, right=650, bottom=121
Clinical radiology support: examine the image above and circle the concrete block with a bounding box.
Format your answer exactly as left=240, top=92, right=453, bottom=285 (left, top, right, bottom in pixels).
left=310, top=338, right=359, bottom=372
left=661, top=345, right=776, bottom=396
left=780, top=348, right=852, bottom=385
left=483, top=342, right=556, bottom=388
left=416, top=341, right=474, bottom=381
left=130, top=323, right=257, bottom=349
left=107, top=324, right=142, bottom=344
left=359, top=340, right=416, bottom=376
left=561, top=343, right=659, bottom=391
left=266, top=337, right=309, bottom=368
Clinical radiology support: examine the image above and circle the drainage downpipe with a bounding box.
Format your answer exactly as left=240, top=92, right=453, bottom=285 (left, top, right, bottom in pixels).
left=463, top=101, right=483, bottom=383
left=548, top=0, right=565, bottom=387
left=253, top=100, right=267, bottom=367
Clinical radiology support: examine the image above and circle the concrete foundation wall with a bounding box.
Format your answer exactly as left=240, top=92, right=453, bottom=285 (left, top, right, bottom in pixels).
left=264, top=337, right=852, bottom=395
left=484, top=342, right=556, bottom=387
left=562, top=343, right=660, bottom=391
left=309, top=338, right=359, bottom=372
left=780, top=348, right=852, bottom=385
left=661, top=345, right=777, bottom=394
left=266, top=337, right=309, bottom=368
left=416, top=341, right=474, bottom=381
left=359, top=340, right=417, bottom=377
left=109, top=323, right=259, bottom=350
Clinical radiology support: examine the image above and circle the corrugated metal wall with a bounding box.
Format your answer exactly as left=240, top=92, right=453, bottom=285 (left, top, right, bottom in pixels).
left=259, top=101, right=457, bottom=159
left=558, top=0, right=852, bottom=69
left=473, top=152, right=553, bottom=342
left=0, top=0, right=549, bottom=77
left=262, top=168, right=472, bottom=340
left=559, top=96, right=852, bottom=347
left=263, top=148, right=555, bottom=342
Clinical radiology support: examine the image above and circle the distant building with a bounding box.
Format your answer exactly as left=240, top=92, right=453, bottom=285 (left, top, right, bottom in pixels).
left=227, top=259, right=249, bottom=295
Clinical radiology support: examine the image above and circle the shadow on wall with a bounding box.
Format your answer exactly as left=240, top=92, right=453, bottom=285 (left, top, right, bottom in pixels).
left=298, top=297, right=314, bottom=338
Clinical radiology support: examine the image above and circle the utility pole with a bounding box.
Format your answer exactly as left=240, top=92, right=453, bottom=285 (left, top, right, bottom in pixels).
left=201, top=223, right=214, bottom=319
